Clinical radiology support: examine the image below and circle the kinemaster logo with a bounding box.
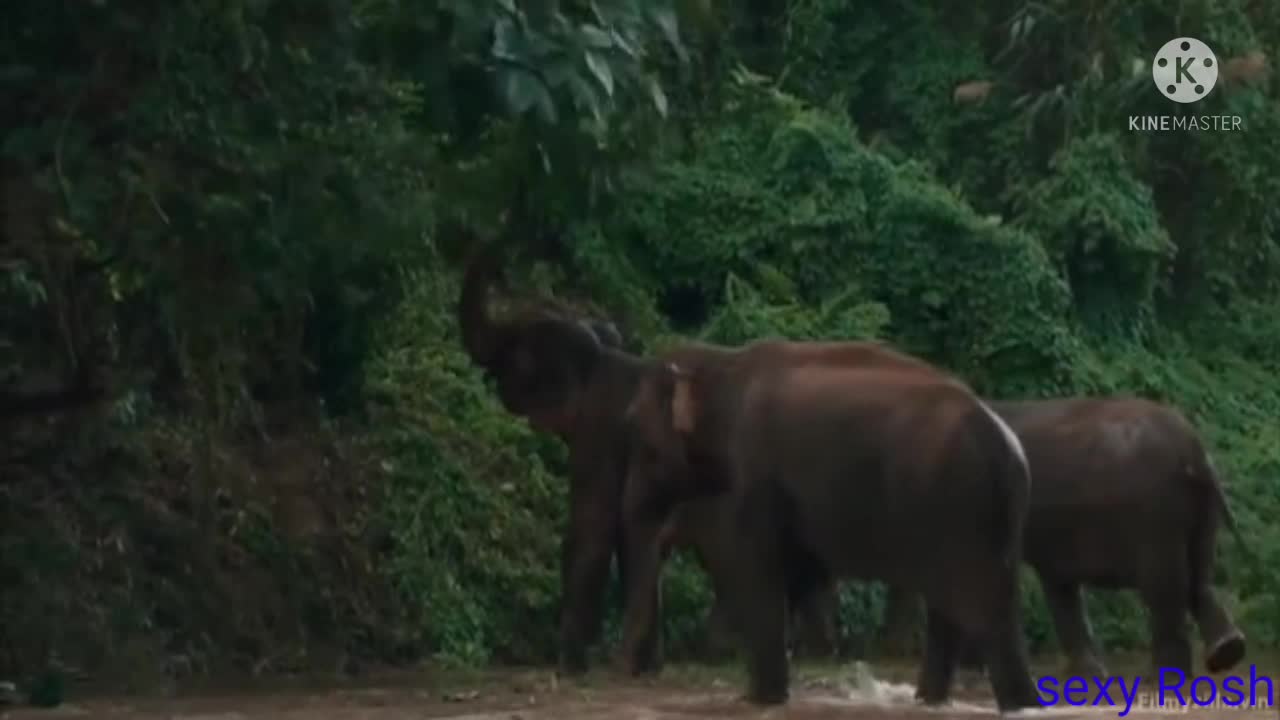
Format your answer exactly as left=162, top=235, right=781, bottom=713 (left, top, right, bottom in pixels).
left=1129, top=36, right=1244, bottom=132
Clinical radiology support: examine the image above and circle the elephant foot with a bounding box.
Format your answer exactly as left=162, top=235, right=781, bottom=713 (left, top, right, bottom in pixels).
left=994, top=688, right=1045, bottom=714
left=633, top=660, right=663, bottom=677
left=557, top=651, right=589, bottom=678
left=1204, top=630, right=1246, bottom=673
left=622, top=656, right=664, bottom=678
left=915, top=668, right=953, bottom=707
left=741, top=686, right=788, bottom=706
left=915, top=684, right=950, bottom=707
left=556, top=663, right=588, bottom=678
left=914, top=663, right=951, bottom=704
left=609, top=655, right=645, bottom=678
left=743, top=664, right=790, bottom=707
left=987, top=658, right=1045, bottom=713
left=616, top=638, right=664, bottom=677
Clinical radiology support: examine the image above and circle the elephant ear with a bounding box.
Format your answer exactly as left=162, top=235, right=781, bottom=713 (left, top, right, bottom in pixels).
left=668, top=363, right=697, bottom=434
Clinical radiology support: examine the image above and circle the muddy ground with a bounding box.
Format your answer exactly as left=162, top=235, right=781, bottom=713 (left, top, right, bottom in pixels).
left=2, top=657, right=1276, bottom=719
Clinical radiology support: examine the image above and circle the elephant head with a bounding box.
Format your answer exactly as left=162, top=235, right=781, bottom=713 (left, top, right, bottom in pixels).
left=612, top=357, right=735, bottom=673
left=620, top=360, right=727, bottom=517
left=456, top=227, right=625, bottom=437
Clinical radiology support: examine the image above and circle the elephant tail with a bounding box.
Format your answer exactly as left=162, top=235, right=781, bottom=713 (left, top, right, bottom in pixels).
left=1198, top=450, right=1255, bottom=566
left=974, top=399, right=1032, bottom=571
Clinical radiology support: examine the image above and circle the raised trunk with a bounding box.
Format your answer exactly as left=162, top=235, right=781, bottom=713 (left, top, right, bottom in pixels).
left=457, top=234, right=505, bottom=373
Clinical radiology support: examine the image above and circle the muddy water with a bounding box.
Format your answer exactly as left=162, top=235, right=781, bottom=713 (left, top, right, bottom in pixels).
left=2, top=654, right=1275, bottom=720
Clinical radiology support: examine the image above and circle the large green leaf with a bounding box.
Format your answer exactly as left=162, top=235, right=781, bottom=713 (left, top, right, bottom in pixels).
left=584, top=50, right=614, bottom=96
left=498, top=68, right=557, bottom=122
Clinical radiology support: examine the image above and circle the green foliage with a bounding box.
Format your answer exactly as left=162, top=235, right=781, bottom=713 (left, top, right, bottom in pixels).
left=1013, top=134, right=1174, bottom=337
left=698, top=273, right=891, bottom=346
left=3, top=0, right=1280, bottom=685
left=591, top=77, right=1083, bottom=393
left=834, top=583, right=889, bottom=656
left=361, top=257, right=569, bottom=665
left=1, top=0, right=691, bottom=679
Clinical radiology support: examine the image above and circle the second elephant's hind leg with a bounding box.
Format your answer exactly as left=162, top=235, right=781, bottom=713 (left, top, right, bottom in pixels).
left=1041, top=579, right=1108, bottom=678
left=1186, top=516, right=1246, bottom=672
left=979, top=609, right=1042, bottom=712
left=915, top=607, right=960, bottom=706
left=1191, top=585, right=1245, bottom=673
left=955, top=566, right=1041, bottom=712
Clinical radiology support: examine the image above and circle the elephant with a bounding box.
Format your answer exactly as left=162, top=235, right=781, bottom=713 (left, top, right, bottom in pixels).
left=871, top=396, right=1250, bottom=680
left=454, top=225, right=969, bottom=681
left=616, top=354, right=1043, bottom=711
left=456, top=229, right=663, bottom=676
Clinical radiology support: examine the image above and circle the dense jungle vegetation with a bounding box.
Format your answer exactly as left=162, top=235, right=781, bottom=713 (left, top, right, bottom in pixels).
left=3, top=0, right=1279, bottom=694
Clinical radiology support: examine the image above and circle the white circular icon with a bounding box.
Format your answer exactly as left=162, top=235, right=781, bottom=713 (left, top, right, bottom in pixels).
left=1152, top=37, right=1219, bottom=103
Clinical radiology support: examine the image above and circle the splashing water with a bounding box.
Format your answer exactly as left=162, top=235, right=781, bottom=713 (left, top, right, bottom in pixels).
left=817, top=661, right=1114, bottom=716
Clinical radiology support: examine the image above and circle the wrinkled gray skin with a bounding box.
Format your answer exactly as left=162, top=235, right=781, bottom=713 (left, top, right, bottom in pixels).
left=872, top=397, right=1250, bottom=679
left=618, top=355, right=1042, bottom=711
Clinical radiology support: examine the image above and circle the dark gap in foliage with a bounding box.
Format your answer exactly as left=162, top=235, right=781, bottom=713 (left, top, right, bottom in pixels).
left=657, top=282, right=710, bottom=332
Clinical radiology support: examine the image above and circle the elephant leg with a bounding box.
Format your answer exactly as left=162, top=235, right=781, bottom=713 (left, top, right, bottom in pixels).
left=736, top=562, right=789, bottom=705
left=1041, top=579, right=1108, bottom=678
left=954, top=631, right=985, bottom=672
left=615, top=526, right=665, bottom=675
left=1191, top=585, right=1245, bottom=673
left=557, top=505, right=617, bottom=675
left=1139, top=551, right=1193, bottom=678
left=980, top=623, right=1041, bottom=711
left=915, top=606, right=960, bottom=706
left=727, top=499, right=789, bottom=705
left=780, top=551, right=836, bottom=660
left=971, top=572, right=1041, bottom=712
left=678, top=519, right=737, bottom=659
left=1187, top=520, right=1245, bottom=673
left=616, top=515, right=669, bottom=676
